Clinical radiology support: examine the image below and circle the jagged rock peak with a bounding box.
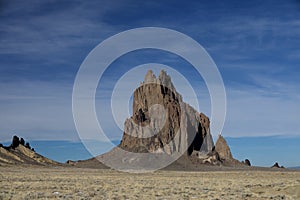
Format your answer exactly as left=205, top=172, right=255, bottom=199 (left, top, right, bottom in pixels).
left=144, top=70, right=156, bottom=83
left=143, top=70, right=176, bottom=92
left=158, top=70, right=175, bottom=91
left=215, top=134, right=233, bottom=160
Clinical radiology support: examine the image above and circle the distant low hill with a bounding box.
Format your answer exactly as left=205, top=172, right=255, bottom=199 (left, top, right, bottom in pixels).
left=0, top=135, right=60, bottom=166
left=289, top=166, right=300, bottom=170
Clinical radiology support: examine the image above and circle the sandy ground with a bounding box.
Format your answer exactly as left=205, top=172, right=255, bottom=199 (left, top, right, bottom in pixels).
left=0, top=166, right=300, bottom=200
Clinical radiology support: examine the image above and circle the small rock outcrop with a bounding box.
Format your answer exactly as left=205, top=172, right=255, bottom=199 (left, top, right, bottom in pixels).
left=244, top=159, right=251, bottom=166
left=0, top=135, right=59, bottom=166
left=215, top=135, right=233, bottom=161
left=66, top=160, right=77, bottom=165
left=10, top=135, right=32, bottom=150
left=20, top=138, right=25, bottom=146
left=11, top=135, right=20, bottom=149
left=25, top=142, right=31, bottom=149
left=271, top=162, right=284, bottom=168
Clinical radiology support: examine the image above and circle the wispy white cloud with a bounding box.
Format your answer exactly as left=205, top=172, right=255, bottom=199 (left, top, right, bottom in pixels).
left=0, top=0, right=299, bottom=143
left=0, top=80, right=76, bottom=142
left=222, top=75, right=300, bottom=137
left=0, top=1, right=122, bottom=58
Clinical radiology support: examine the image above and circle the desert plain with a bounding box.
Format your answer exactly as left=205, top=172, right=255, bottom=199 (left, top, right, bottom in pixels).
left=0, top=166, right=300, bottom=200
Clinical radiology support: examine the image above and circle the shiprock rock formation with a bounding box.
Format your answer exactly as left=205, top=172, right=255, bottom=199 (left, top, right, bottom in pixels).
left=0, top=135, right=59, bottom=166
left=77, top=69, right=248, bottom=171
left=120, top=70, right=213, bottom=156
left=117, top=70, right=238, bottom=167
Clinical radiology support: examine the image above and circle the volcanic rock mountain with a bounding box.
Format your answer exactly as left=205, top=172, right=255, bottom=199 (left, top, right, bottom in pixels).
left=0, top=70, right=243, bottom=170
left=120, top=70, right=214, bottom=156
left=94, top=70, right=242, bottom=171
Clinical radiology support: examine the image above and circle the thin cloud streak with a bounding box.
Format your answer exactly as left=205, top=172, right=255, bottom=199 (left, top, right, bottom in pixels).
left=0, top=0, right=299, bottom=143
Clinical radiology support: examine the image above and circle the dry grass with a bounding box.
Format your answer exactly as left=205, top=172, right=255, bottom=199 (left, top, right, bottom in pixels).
left=0, top=166, right=300, bottom=199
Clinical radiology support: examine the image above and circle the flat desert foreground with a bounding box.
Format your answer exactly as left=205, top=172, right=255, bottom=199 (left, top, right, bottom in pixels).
left=0, top=166, right=300, bottom=200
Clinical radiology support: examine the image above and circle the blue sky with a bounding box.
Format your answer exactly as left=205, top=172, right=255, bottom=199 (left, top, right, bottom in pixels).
left=0, top=0, right=300, bottom=166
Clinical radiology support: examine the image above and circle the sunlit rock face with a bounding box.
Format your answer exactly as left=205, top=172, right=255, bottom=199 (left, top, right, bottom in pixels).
left=119, top=70, right=214, bottom=156
left=215, top=135, right=233, bottom=161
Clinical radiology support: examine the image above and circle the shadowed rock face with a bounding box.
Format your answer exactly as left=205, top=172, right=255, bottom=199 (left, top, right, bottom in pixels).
left=11, top=135, right=20, bottom=149
left=119, top=70, right=214, bottom=156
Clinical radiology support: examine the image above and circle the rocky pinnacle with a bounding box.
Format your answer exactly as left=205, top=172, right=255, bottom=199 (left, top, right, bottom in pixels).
left=120, top=70, right=214, bottom=156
